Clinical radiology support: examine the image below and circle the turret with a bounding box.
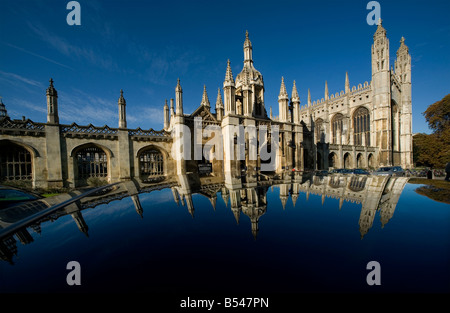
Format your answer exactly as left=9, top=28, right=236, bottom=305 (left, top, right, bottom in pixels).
left=200, top=85, right=210, bottom=110
left=118, top=89, right=126, bottom=128
left=46, top=78, right=59, bottom=124
left=175, top=78, right=183, bottom=116
left=223, top=60, right=236, bottom=115
left=395, top=36, right=413, bottom=168
left=324, top=81, right=329, bottom=101
left=345, top=72, right=350, bottom=94
left=170, top=98, right=175, bottom=119
left=163, top=99, right=169, bottom=130
left=291, top=80, right=300, bottom=124
left=371, top=19, right=392, bottom=166
left=278, top=77, right=289, bottom=122
left=215, top=88, right=224, bottom=121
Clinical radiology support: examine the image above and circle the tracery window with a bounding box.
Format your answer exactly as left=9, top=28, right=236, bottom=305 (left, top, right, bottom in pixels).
left=140, top=149, right=164, bottom=176
left=76, top=146, right=108, bottom=179
left=315, top=118, right=325, bottom=143
left=332, top=114, right=344, bottom=144
left=0, top=143, right=32, bottom=180
left=353, top=107, right=370, bottom=146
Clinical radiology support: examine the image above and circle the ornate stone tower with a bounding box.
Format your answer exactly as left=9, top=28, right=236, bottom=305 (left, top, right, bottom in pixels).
left=395, top=37, right=413, bottom=168
left=215, top=88, right=224, bottom=122
left=371, top=19, right=392, bottom=166
left=235, top=31, right=265, bottom=118
left=278, top=77, right=289, bottom=122
left=223, top=60, right=236, bottom=115
left=46, top=78, right=59, bottom=124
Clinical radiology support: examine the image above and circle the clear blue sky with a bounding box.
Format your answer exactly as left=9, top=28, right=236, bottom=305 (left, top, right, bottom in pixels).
left=0, top=0, right=449, bottom=133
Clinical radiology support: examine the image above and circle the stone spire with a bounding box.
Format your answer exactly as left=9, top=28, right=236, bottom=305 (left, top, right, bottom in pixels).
left=118, top=89, right=127, bottom=128
left=324, top=81, right=329, bottom=100
left=175, top=78, right=183, bottom=116
left=46, top=78, right=59, bottom=124
left=200, top=85, right=210, bottom=109
left=224, top=59, right=234, bottom=85
left=163, top=99, right=169, bottom=130
left=243, top=30, right=253, bottom=66
left=291, top=80, right=300, bottom=124
left=374, top=18, right=386, bottom=38
left=270, top=106, right=273, bottom=119
left=345, top=72, right=350, bottom=93
left=278, top=77, right=288, bottom=100
left=170, top=98, right=175, bottom=118
left=215, top=88, right=224, bottom=121
left=291, top=80, right=300, bottom=101
left=278, top=77, right=289, bottom=122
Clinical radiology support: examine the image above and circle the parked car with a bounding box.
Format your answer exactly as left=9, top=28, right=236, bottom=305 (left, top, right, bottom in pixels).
left=0, top=185, right=42, bottom=209
left=314, top=170, right=329, bottom=176
left=373, top=166, right=405, bottom=177
left=352, top=168, right=370, bottom=175
left=330, top=168, right=353, bottom=174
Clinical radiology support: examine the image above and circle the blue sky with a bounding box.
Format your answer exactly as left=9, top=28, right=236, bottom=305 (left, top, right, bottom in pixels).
left=0, top=0, right=449, bottom=134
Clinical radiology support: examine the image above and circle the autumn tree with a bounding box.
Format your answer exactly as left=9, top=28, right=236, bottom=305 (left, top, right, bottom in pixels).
left=413, top=94, right=450, bottom=168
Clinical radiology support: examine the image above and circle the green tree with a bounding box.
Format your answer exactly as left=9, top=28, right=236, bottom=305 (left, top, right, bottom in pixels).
left=414, top=94, right=450, bottom=168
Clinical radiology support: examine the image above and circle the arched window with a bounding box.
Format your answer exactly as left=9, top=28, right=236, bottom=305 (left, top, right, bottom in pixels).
left=328, top=152, right=337, bottom=168
left=315, top=118, right=325, bottom=143
left=391, top=102, right=400, bottom=151
left=332, top=114, right=344, bottom=144
left=76, top=146, right=108, bottom=179
left=353, top=107, right=370, bottom=146
left=343, top=153, right=352, bottom=169
left=0, top=142, right=32, bottom=181
left=139, top=148, right=164, bottom=176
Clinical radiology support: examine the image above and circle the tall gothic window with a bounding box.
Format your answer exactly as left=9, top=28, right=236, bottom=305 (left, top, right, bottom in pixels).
left=140, top=149, right=164, bottom=176
left=315, top=118, right=325, bottom=143
left=76, top=146, right=108, bottom=179
left=0, top=143, right=32, bottom=181
left=391, top=103, right=400, bottom=151
left=332, top=114, right=344, bottom=144
left=353, top=107, right=370, bottom=146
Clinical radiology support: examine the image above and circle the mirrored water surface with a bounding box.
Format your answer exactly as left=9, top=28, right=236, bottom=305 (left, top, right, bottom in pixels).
left=1, top=172, right=449, bottom=293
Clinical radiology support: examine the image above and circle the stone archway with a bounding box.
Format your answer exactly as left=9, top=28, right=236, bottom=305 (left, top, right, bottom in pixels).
left=328, top=152, right=338, bottom=169
left=343, top=152, right=352, bottom=169
left=356, top=153, right=364, bottom=168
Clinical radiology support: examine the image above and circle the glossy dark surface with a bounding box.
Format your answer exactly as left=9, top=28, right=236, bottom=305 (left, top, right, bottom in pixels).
left=0, top=180, right=449, bottom=293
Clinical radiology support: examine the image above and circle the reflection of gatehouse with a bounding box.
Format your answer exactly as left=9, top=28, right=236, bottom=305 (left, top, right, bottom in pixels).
left=0, top=21, right=412, bottom=189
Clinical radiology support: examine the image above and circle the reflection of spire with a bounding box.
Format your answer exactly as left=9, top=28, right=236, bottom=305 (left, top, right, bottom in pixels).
left=339, top=197, right=344, bottom=210
left=131, top=194, right=143, bottom=218
left=185, top=194, right=194, bottom=217
left=210, top=195, right=217, bottom=211
left=221, top=188, right=229, bottom=207
left=291, top=194, right=298, bottom=207
left=231, top=207, right=241, bottom=225
left=172, top=187, right=180, bottom=205
left=71, top=211, right=89, bottom=237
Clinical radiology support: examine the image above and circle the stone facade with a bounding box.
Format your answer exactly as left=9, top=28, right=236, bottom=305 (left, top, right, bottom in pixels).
left=0, top=21, right=412, bottom=189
